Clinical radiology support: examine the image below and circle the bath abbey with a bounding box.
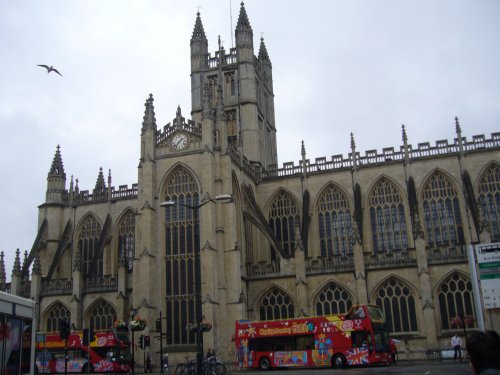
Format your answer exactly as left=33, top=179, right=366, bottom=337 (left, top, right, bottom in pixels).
left=1, top=2, right=499, bottom=365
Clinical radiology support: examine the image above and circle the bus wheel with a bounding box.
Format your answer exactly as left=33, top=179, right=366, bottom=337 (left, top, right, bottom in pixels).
left=259, top=357, right=272, bottom=370
left=332, top=354, right=346, bottom=369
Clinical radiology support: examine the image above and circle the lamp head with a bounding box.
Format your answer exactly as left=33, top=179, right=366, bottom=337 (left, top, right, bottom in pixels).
left=160, top=200, right=175, bottom=207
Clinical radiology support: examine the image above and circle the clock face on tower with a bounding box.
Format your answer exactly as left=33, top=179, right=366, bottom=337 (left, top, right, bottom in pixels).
left=171, top=133, right=188, bottom=150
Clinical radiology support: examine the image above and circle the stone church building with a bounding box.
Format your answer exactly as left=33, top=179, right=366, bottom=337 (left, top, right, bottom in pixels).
left=2, top=2, right=500, bottom=365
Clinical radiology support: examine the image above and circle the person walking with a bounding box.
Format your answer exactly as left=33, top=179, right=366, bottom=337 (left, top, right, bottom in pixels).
left=145, top=352, right=152, bottom=373
left=162, top=354, right=169, bottom=373
left=451, top=333, right=462, bottom=361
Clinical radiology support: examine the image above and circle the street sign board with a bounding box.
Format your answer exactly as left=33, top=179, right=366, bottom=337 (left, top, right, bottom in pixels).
left=476, top=243, right=500, bottom=309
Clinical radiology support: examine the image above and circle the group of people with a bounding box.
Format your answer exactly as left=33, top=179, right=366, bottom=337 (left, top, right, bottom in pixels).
left=451, top=330, right=500, bottom=375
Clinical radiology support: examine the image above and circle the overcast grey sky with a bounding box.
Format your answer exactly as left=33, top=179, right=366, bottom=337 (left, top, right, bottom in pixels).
left=1, top=1, right=499, bottom=278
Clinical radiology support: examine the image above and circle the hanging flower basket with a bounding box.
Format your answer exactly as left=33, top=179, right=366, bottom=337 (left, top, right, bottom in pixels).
left=186, top=320, right=212, bottom=333
left=200, top=321, right=212, bottom=332
left=450, top=315, right=475, bottom=329
left=128, top=316, right=147, bottom=332
left=114, top=319, right=129, bottom=332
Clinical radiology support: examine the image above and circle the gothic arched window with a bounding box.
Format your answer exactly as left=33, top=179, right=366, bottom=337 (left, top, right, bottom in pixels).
left=225, top=72, right=236, bottom=96
left=46, top=303, right=70, bottom=332
left=118, top=211, right=135, bottom=272
left=79, top=215, right=102, bottom=278
left=88, top=300, right=116, bottom=331
left=315, top=282, right=353, bottom=316
left=375, top=278, right=418, bottom=333
left=244, top=217, right=255, bottom=264
left=422, top=172, right=465, bottom=248
left=478, top=164, right=500, bottom=241
left=317, top=184, right=353, bottom=257
left=208, top=76, right=217, bottom=102
left=437, top=272, right=476, bottom=330
left=164, top=167, right=199, bottom=346
left=369, top=178, right=408, bottom=254
left=259, top=288, right=295, bottom=320
left=268, top=191, right=300, bottom=259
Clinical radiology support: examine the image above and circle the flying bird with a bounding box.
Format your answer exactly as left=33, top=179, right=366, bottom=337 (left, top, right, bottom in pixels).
left=37, top=64, right=63, bottom=77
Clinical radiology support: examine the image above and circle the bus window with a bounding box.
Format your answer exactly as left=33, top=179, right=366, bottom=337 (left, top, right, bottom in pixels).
left=351, top=331, right=368, bottom=348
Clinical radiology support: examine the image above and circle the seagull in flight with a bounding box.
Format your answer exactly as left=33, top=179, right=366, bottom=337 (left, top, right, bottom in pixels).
left=37, top=64, right=63, bottom=77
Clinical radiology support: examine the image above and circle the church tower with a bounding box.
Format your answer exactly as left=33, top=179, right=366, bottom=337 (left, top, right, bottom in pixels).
left=190, top=2, right=277, bottom=169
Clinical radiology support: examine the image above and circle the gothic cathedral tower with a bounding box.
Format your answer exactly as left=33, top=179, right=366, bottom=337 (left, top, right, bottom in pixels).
left=190, top=3, right=278, bottom=170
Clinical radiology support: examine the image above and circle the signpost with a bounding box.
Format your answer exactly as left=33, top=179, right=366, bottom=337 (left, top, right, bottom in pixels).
left=476, top=243, right=500, bottom=309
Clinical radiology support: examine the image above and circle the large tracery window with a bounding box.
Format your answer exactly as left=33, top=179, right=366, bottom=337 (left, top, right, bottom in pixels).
left=88, top=300, right=116, bottom=331
left=478, top=164, right=500, bottom=241
left=164, top=167, right=199, bottom=346
left=423, top=172, right=465, bottom=248
left=375, top=278, right=418, bottom=333
left=259, top=288, right=295, bottom=320
left=79, top=215, right=102, bottom=278
left=315, top=282, right=353, bottom=316
left=268, top=191, right=300, bottom=259
left=438, top=272, right=476, bottom=330
left=369, top=178, right=409, bottom=254
left=46, top=303, right=70, bottom=332
left=317, top=184, right=353, bottom=257
left=118, top=211, right=135, bottom=272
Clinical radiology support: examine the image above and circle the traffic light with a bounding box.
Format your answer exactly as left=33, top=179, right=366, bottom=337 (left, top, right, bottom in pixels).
left=83, top=328, right=89, bottom=346
left=144, top=335, right=150, bottom=347
left=59, top=319, right=70, bottom=341
left=138, top=334, right=144, bottom=349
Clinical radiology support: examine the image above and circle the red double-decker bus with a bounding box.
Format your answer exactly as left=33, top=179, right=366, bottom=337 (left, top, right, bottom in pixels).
left=35, top=329, right=131, bottom=373
left=234, top=304, right=392, bottom=370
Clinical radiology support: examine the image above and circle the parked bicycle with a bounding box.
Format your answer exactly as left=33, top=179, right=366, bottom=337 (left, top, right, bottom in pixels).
left=174, top=356, right=226, bottom=375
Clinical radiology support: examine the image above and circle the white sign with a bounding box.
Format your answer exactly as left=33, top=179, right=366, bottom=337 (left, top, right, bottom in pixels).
left=476, top=243, right=500, bottom=309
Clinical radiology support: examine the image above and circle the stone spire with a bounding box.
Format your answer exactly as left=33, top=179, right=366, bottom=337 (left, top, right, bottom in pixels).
left=455, top=116, right=464, bottom=157
left=236, top=2, right=252, bottom=32
left=22, top=251, right=29, bottom=280
left=301, top=140, right=307, bottom=178
left=402, top=124, right=410, bottom=165
left=48, top=145, right=65, bottom=177
left=32, top=251, right=42, bottom=276
left=46, top=145, right=67, bottom=203
left=0, top=252, right=5, bottom=287
left=235, top=2, right=253, bottom=54
left=94, top=167, right=106, bottom=193
left=258, top=37, right=271, bottom=63
left=350, top=132, right=358, bottom=171
left=191, top=11, right=208, bottom=75
left=191, top=11, right=207, bottom=43
left=12, top=249, right=21, bottom=278
left=141, top=94, right=157, bottom=135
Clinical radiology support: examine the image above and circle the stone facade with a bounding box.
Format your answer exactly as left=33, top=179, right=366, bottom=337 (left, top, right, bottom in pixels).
left=2, top=2, right=500, bottom=367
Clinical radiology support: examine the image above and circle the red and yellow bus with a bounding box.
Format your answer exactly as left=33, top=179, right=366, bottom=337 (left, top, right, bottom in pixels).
left=234, top=304, right=392, bottom=370
left=35, top=329, right=131, bottom=373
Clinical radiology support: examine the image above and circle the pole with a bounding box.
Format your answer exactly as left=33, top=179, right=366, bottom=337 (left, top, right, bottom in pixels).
left=159, top=311, right=164, bottom=373
left=467, top=244, right=485, bottom=330
left=194, top=206, right=204, bottom=375
left=64, top=337, right=68, bottom=375
left=131, top=330, right=135, bottom=375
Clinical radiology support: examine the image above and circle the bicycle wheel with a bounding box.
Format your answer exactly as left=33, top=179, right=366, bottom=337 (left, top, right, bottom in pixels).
left=175, top=364, right=186, bottom=375
left=215, top=362, right=226, bottom=375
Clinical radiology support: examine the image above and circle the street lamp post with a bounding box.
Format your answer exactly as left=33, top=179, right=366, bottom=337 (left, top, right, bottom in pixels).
left=161, top=194, right=231, bottom=375
left=129, top=307, right=138, bottom=375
